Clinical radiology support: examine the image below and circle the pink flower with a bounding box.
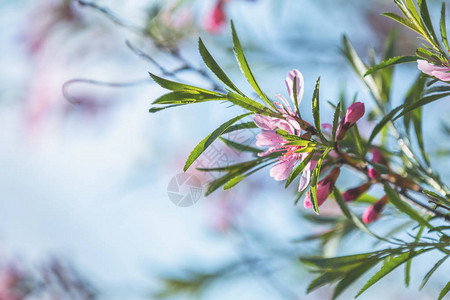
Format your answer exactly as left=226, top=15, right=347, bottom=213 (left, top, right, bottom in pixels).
left=204, top=0, right=227, bottom=34
left=336, top=102, right=365, bottom=140
left=362, top=195, right=388, bottom=224
left=304, top=167, right=340, bottom=209
left=342, top=182, right=371, bottom=202
left=417, top=59, right=450, bottom=81
left=254, top=69, right=314, bottom=185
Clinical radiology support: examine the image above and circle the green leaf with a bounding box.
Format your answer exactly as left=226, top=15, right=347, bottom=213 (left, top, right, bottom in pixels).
left=149, top=104, right=184, bottom=113
left=285, top=150, right=316, bottom=188
left=311, top=77, right=329, bottom=144
left=364, top=56, right=418, bottom=76
left=332, top=260, right=379, bottom=300
left=198, top=38, right=243, bottom=95
left=419, top=0, right=440, bottom=46
left=149, top=72, right=212, bottom=93
left=223, top=162, right=271, bottom=190
left=422, top=190, right=450, bottom=206
left=383, top=184, right=432, bottom=229
left=333, top=187, right=386, bottom=240
left=441, top=3, right=450, bottom=52
left=381, top=12, right=422, bottom=35
left=222, top=121, right=257, bottom=134
left=356, top=249, right=430, bottom=297
left=367, top=104, right=404, bottom=146
left=310, top=148, right=331, bottom=214
left=219, top=137, right=261, bottom=153
left=420, top=254, right=449, bottom=290
left=227, top=92, right=280, bottom=117
left=152, top=90, right=225, bottom=105
left=416, top=47, right=441, bottom=64
left=394, top=92, right=450, bottom=120
left=332, top=102, right=341, bottom=141
left=438, top=281, right=450, bottom=300
left=231, top=21, right=274, bottom=109
left=184, top=113, right=252, bottom=171
left=307, top=272, right=343, bottom=293
left=301, top=252, right=380, bottom=269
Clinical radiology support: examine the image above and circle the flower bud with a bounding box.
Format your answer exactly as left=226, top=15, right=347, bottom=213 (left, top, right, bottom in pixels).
left=371, top=148, right=388, bottom=165
left=304, top=167, right=340, bottom=209
left=368, top=168, right=381, bottom=180
left=336, top=102, right=365, bottom=141
left=342, top=182, right=372, bottom=202
left=362, top=195, right=388, bottom=224
left=204, top=0, right=227, bottom=34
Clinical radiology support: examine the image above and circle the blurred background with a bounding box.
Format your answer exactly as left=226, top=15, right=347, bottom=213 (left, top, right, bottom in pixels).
left=0, top=0, right=449, bottom=299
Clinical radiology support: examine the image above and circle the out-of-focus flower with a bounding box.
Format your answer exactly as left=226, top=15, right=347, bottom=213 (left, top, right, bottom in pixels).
left=336, top=102, right=365, bottom=140
left=417, top=59, right=450, bottom=81
left=343, top=182, right=372, bottom=202
left=368, top=168, right=380, bottom=180
left=368, top=148, right=388, bottom=180
left=304, top=167, right=340, bottom=209
left=204, top=0, right=227, bottom=34
left=362, top=195, right=388, bottom=224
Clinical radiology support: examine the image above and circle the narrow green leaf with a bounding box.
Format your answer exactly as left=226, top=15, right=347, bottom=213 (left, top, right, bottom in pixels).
left=184, top=113, right=252, bottom=171
left=149, top=72, right=212, bottom=93
left=420, top=254, right=449, bottom=290
left=394, top=92, right=450, bottom=120
left=381, top=12, right=422, bottom=35
left=367, top=104, right=404, bottom=146
left=438, top=281, right=450, bottom=300
left=364, top=56, right=418, bottom=76
left=149, top=104, right=183, bottom=113
left=356, top=249, right=430, bottom=297
left=227, top=92, right=280, bottom=117
left=416, top=47, right=442, bottom=64
left=307, top=272, right=344, bottom=293
left=405, top=0, right=421, bottom=24
left=300, top=252, right=380, bottom=269
left=198, top=38, right=243, bottom=95
left=419, top=0, right=440, bottom=46
left=152, top=90, right=225, bottom=105
left=231, top=21, right=274, bottom=109
left=311, top=77, right=328, bottom=144
left=384, top=184, right=432, bottom=229
left=310, top=148, right=331, bottom=214
left=285, top=150, right=316, bottom=188
left=423, top=190, right=450, bottom=206
left=219, top=137, right=261, bottom=153
left=332, top=102, right=341, bottom=141
left=441, top=3, right=450, bottom=52
left=222, top=121, right=257, bottom=134
left=334, top=187, right=386, bottom=240
left=332, top=260, right=379, bottom=300
left=223, top=162, right=271, bottom=190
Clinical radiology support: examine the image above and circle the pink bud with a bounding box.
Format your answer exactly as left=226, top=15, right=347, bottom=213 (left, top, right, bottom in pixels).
left=371, top=148, right=387, bottom=165
left=204, top=1, right=227, bottom=34
left=304, top=167, right=340, bottom=209
left=362, top=195, right=388, bottom=224
left=344, top=102, right=365, bottom=125
left=342, top=182, right=371, bottom=202
left=368, top=168, right=380, bottom=180
left=362, top=205, right=379, bottom=224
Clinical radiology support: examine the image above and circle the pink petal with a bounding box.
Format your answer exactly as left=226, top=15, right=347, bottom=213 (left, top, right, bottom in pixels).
left=298, top=168, right=311, bottom=192
left=253, top=114, right=278, bottom=130
left=285, top=69, right=304, bottom=107
left=270, top=159, right=296, bottom=181
left=256, top=131, right=285, bottom=147
left=362, top=205, right=379, bottom=224
left=432, top=70, right=450, bottom=81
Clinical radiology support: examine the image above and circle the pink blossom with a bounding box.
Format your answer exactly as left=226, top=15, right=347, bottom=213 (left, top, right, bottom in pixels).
left=304, top=167, right=340, bottom=209
left=204, top=0, right=227, bottom=34
left=336, top=102, right=365, bottom=140
left=254, top=69, right=311, bottom=183
left=417, top=59, right=450, bottom=81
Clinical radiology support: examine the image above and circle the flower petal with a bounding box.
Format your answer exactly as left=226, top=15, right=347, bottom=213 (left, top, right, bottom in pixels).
left=256, top=131, right=285, bottom=147
left=253, top=114, right=278, bottom=130
left=285, top=69, right=304, bottom=107
left=270, top=159, right=296, bottom=181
